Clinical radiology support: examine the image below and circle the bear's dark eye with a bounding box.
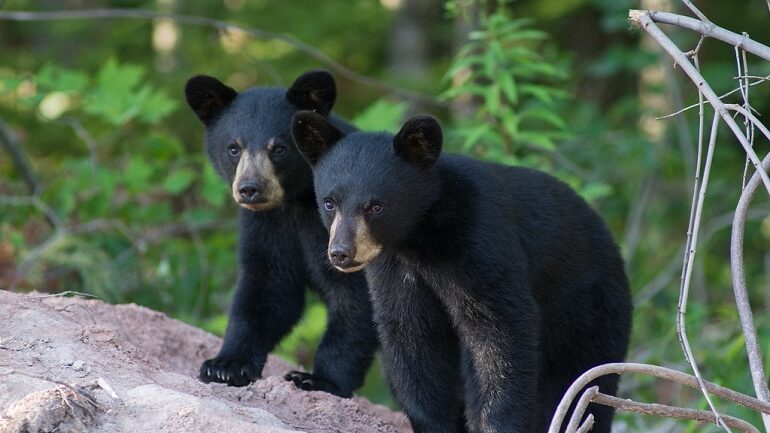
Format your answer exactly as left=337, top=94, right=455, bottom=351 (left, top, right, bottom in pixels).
left=323, top=199, right=335, bottom=211
left=227, top=144, right=241, bottom=157
left=369, top=203, right=383, bottom=214
left=272, top=146, right=286, bottom=155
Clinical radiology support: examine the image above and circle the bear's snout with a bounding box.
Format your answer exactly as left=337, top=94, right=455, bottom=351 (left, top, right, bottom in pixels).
left=237, top=179, right=267, bottom=204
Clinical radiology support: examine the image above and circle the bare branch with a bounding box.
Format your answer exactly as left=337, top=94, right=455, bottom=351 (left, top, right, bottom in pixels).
left=574, top=414, right=594, bottom=433
left=0, top=368, right=102, bottom=410
left=630, top=10, right=770, bottom=201
left=547, top=363, right=770, bottom=433
left=60, top=117, right=99, bottom=169
left=675, top=112, right=730, bottom=432
left=732, top=45, right=755, bottom=189
left=724, top=104, right=770, bottom=146
left=656, top=73, right=770, bottom=120
left=0, top=195, right=62, bottom=229
left=0, top=8, right=446, bottom=108
left=680, top=0, right=711, bottom=24
left=729, top=111, right=770, bottom=424
left=29, top=291, right=99, bottom=300
left=593, top=392, right=761, bottom=433
left=565, top=386, right=598, bottom=433
left=637, top=10, right=770, bottom=61
left=0, top=115, right=39, bottom=194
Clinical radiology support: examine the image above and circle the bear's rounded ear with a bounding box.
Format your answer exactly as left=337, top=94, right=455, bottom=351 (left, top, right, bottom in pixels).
left=291, top=110, right=344, bottom=166
left=184, top=75, right=238, bottom=126
left=286, top=70, right=336, bottom=116
left=393, top=115, right=442, bottom=167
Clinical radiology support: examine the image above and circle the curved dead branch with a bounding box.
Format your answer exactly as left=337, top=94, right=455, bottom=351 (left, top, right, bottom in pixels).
left=547, top=363, right=770, bottom=433
left=593, top=392, right=761, bottom=433
left=731, top=146, right=770, bottom=428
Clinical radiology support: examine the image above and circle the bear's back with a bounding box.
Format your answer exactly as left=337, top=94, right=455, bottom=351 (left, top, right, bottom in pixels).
left=436, top=153, right=622, bottom=287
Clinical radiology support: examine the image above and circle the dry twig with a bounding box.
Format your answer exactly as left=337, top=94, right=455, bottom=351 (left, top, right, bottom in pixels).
left=0, top=116, right=39, bottom=194
left=565, top=386, right=598, bottom=433
left=592, top=392, right=761, bottom=433
left=729, top=113, right=770, bottom=430
left=676, top=113, right=725, bottom=430
left=547, top=363, right=770, bottom=433
left=0, top=368, right=103, bottom=410
left=643, top=10, right=770, bottom=61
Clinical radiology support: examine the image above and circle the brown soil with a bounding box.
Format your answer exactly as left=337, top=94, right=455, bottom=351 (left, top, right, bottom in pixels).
left=0, top=290, right=411, bottom=433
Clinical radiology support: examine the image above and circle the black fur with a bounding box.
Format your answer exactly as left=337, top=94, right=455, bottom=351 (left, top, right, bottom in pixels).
left=185, top=75, right=238, bottom=126
left=285, top=70, right=337, bottom=115
left=184, top=72, right=377, bottom=397
left=293, top=112, right=633, bottom=432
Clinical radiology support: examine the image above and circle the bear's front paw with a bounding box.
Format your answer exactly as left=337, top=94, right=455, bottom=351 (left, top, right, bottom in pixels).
left=283, top=370, right=348, bottom=397
left=199, top=356, right=263, bottom=387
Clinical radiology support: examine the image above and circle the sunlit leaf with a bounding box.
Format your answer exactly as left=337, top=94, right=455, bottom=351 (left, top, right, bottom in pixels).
left=352, top=99, right=409, bottom=131
left=163, top=168, right=196, bottom=195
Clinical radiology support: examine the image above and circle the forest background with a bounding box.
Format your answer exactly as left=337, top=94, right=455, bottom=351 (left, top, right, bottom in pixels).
left=1, top=1, right=770, bottom=431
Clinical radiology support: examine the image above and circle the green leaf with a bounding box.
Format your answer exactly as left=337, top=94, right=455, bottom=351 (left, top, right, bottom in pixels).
left=503, top=29, right=548, bottom=42
left=521, top=108, right=567, bottom=129
left=142, top=133, right=185, bottom=160
left=443, top=54, right=485, bottom=81
left=501, top=110, right=521, bottom=139
left=579, top=182, right=613, bottom=202
left=458, top=124, right=492, bottom=151
left=98, top=57, right=144, bottom=94
left=518, top=132, right=556, bottom=151
left=482, top=50, right=496, bottom=77
left=138, top=88, right=178, bottom=124
left=123, top=157, right=155, bottom=193
left=162, top=168, right=196, bottom=195
left=484, top=84, right=501, bottom=115
left=352, top=99, right=408, bottom=131
left=499, top=73, right=518, bottom=104
left=441, top=83, right=487, bottom=100
left=36, top=63, right=88, bottom=93
left=519, top=84, right=556, bottom=105
left=83, top=58, right=176, bottom=125
left=201, top=164, right=227, bottom=207
left=185, top=207, right=219, bottom=223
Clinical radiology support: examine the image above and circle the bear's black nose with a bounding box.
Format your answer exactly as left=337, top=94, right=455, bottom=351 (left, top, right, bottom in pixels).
left=329, top=245, right=356, bottom=268
left=238, top=181, right=263, bottom=203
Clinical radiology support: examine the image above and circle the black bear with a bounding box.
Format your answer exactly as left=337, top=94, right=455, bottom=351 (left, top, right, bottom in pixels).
left=291, top=111, right=632, bottom=433
left=183, top=71, right=377, bottom=397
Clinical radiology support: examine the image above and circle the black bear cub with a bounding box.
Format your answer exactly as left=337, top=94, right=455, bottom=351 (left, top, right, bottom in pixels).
left=291, top=111, right=632, bottom=433
left=184, top=71, right=377, bottom=397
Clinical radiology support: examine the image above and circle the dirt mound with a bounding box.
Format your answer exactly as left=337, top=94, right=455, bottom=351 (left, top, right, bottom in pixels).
left=0, top=290, right=410, bottom=433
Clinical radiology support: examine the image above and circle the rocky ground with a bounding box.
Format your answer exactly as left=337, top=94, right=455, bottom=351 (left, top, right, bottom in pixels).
left=0, top=290, right=411, bottom=433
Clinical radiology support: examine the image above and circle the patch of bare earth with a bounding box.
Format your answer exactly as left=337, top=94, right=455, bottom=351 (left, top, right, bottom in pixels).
left=0, top=290, right=410, bottom=433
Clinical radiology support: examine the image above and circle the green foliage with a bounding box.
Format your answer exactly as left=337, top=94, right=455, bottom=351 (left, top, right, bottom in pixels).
left=0, top=58, right=234, bottom=321
left=441, top=8, right=611, bottom=201
left=3, top=0, right=770, bottom=424
left=443, top=13, right=571, bottom=165
left=352, top=99, right=409, bottom=131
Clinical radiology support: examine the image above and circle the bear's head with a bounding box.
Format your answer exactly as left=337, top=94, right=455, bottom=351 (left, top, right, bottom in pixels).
left=291, top=111, right=442, bottom=272
left=184, top=71, right=337, bottom=211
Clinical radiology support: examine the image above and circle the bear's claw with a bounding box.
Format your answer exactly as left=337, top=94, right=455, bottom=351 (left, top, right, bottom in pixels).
left=199, top=356, right=262, bottom=387
left=283, top=370, right=342, bottom=396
